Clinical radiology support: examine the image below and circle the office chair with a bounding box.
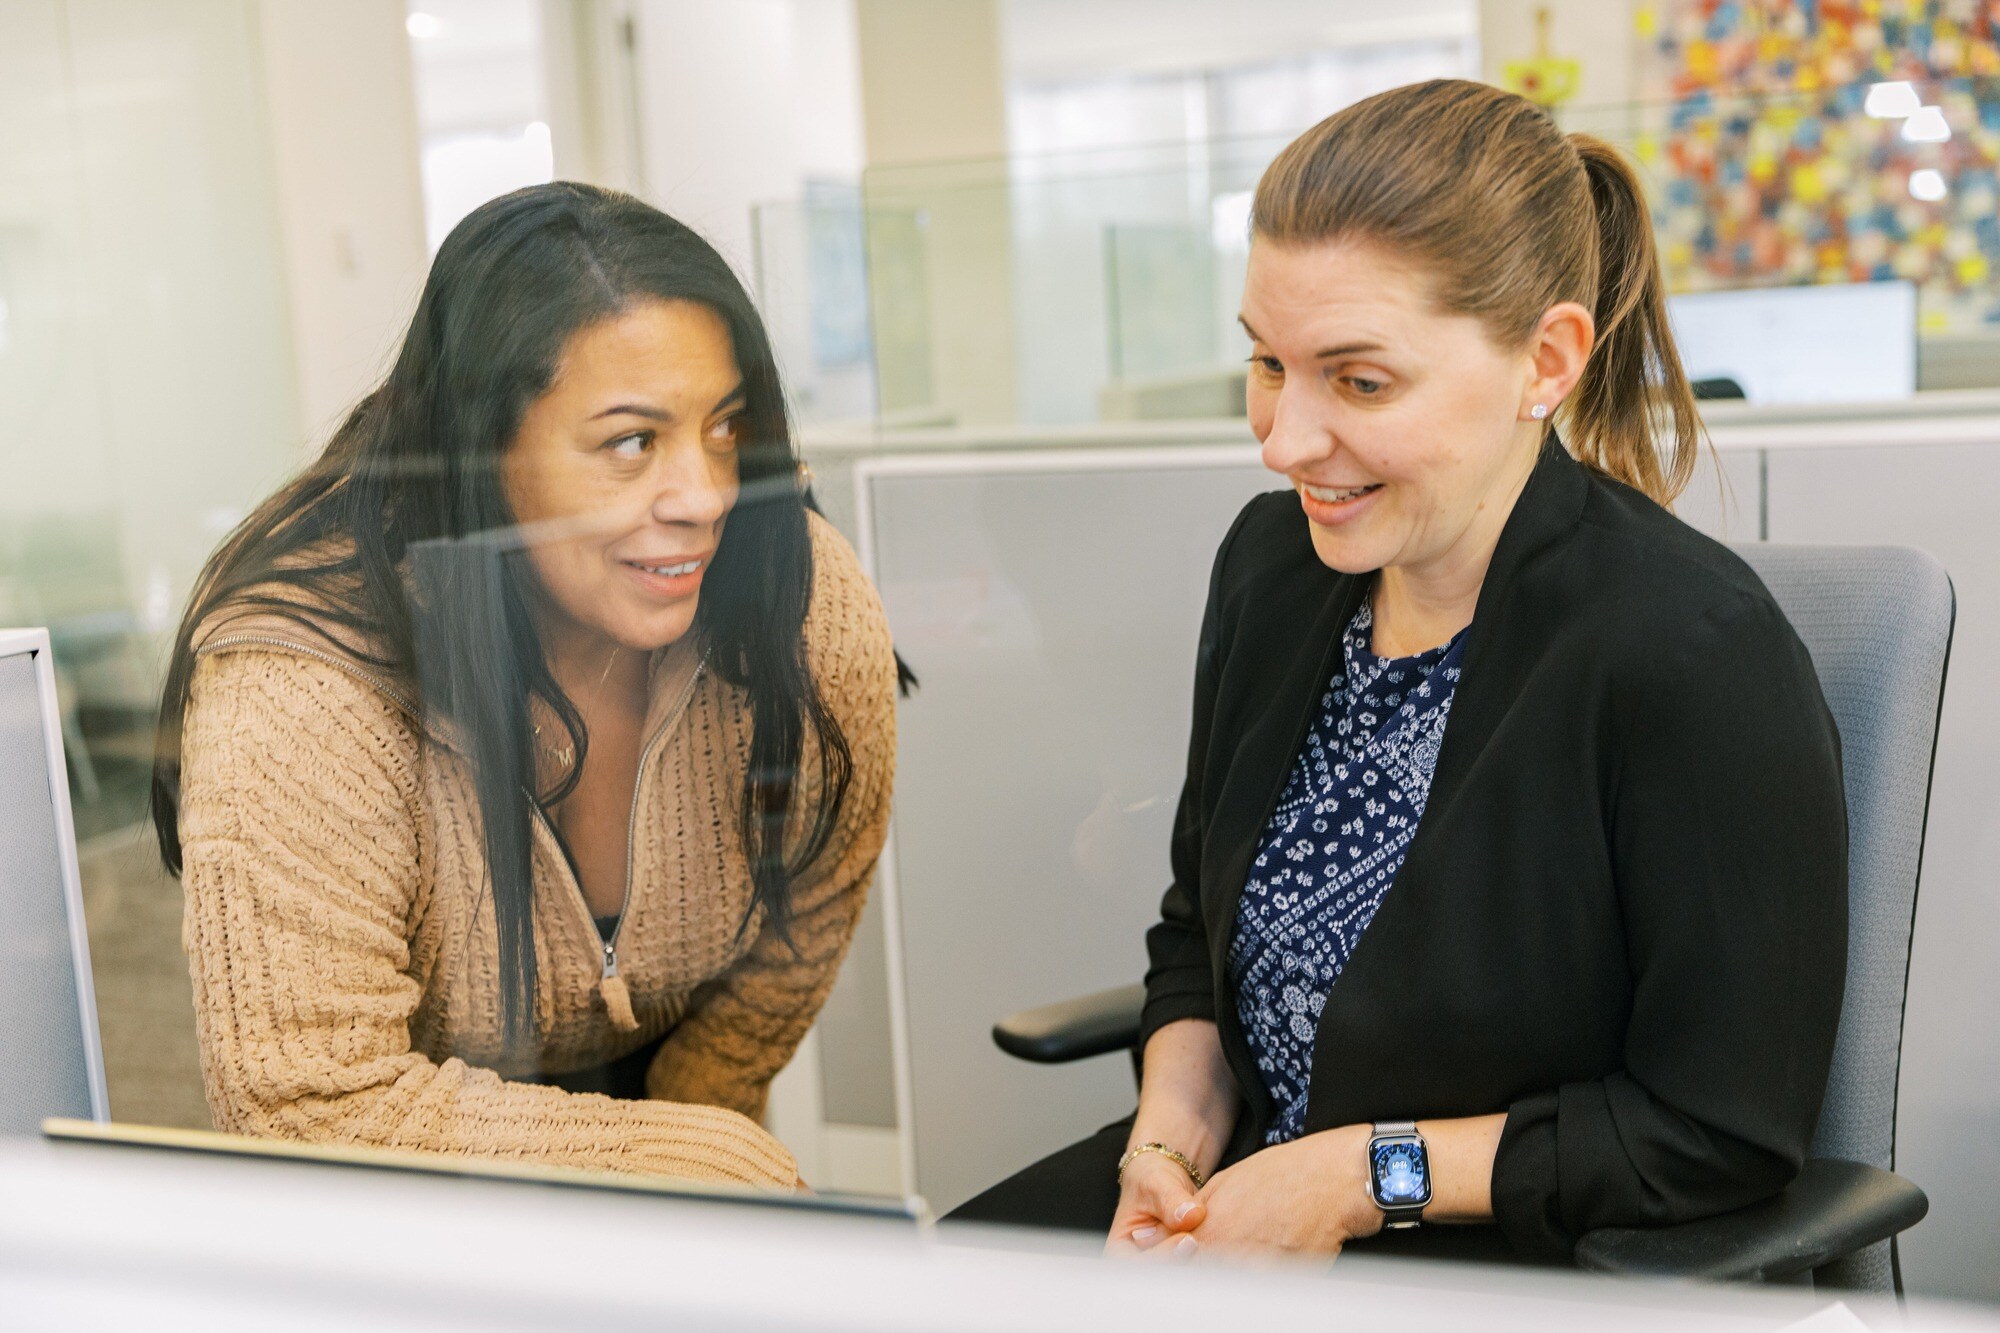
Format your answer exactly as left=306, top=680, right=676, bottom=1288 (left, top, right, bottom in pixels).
left=993, top=545, right=1953, bottom=1293
left=0, top=627, right=110, bottom=1133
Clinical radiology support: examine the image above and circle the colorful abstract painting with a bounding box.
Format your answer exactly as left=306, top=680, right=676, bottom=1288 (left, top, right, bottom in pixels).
left=1641, top=0, right=2000, bottom=329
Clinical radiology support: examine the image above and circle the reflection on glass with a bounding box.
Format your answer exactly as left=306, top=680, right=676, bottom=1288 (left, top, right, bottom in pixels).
left=1104, top=223, right=1219, bottom=383
left=752, top=184, right=880, bottom=427
left=2, top=0, right=304, bottom=1137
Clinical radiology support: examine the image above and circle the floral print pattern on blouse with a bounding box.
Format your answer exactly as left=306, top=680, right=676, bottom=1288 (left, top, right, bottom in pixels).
left=1228, top=598, right=1466, bottom=1145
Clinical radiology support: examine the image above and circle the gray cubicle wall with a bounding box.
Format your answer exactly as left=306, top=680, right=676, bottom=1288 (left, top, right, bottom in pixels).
left=861, top=448, right=1276, bottom=1212
left=1764, top=443, right=2000, bottom=1302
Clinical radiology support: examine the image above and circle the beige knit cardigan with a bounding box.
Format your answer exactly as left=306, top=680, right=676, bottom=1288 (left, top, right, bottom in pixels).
left=177, top=514, right=896, bottom=1188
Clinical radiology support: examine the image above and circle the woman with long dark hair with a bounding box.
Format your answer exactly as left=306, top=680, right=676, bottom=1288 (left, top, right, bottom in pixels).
left=154, top=182, right=898, bottom=1185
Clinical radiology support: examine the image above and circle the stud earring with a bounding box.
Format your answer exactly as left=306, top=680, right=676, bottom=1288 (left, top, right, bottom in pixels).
left=1530, top=403, right=1549, bottom=420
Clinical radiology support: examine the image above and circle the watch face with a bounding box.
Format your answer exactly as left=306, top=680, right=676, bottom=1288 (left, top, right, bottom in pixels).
left=1370, top=1137, right=1431, bottom=1208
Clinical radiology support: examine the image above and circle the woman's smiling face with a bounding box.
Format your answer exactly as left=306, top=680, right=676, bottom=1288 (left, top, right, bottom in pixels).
left=1240, top=238, right=1549, bottom=583
left=502, top=298, right=745, bottom=654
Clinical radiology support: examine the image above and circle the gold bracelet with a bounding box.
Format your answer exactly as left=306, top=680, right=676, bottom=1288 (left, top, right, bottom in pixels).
left=1117, top=1141, right=1206, bottom=1189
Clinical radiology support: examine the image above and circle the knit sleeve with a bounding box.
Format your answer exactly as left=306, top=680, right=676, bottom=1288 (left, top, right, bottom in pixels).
left=646, top=515, right=898, bottom=1123
left=178, top=647, right=799, bottom=1187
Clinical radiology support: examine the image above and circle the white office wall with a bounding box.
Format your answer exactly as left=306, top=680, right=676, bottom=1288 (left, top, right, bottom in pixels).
left=1003, top=0, right=1477, bottom=84
left=1477, top=0, right=1641, bottom=110
left=0, top=0, right=304, bottom=681
left=856, top=0, right=1009, bottom=168
left=629, top=0, right=867, bottom=282
left=792, top=0, right=866, bottom=180
left=405, top=0, right=560, bottom=256
left=258, top=0, right=430, bottom=449
left=407, top=0, right=548, bottom=137
left=536, top=0, right=644, bottom=192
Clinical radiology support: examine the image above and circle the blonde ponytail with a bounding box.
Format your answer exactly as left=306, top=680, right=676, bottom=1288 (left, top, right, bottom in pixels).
left=1565, top=134, right=1703, bottom=505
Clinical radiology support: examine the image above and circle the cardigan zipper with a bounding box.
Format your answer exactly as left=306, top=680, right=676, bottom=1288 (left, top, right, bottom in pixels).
left=194, top=634, right=422, bottom=720
left=569, top=651, right=707, bottom=1033
left=200, top=628, right=705, bottom=1035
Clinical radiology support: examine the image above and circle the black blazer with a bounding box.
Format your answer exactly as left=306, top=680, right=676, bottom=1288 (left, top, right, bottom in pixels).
left=1141, top=440, right=1847, bottom=1263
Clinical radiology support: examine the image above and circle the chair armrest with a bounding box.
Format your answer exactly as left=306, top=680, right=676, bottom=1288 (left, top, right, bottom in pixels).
left=1572, top=1158, right=1928, bottom=1283
left=992, top=984, right=1146, bottom=1064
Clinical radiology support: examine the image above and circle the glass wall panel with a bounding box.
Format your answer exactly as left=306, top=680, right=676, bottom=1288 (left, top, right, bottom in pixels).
left=753, top=182, right=880, bottom=428
left=848, top=71, right=2000, bottom=435
left=1, top=0, right=304, bottom=1131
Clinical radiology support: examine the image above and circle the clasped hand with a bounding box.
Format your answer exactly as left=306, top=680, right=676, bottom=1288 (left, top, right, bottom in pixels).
left=1107, top=1124, right=1382, bottom=1261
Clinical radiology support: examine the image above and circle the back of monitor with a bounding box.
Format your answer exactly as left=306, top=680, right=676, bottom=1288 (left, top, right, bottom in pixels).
left=0, top=628, right=108, bottom=1131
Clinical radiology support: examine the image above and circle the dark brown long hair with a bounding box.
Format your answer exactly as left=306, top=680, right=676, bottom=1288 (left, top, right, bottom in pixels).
left=1253, top=79, right=1703, bottom=505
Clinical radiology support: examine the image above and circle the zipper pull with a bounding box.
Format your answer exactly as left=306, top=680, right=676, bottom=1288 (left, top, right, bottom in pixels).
left=599, top=940, right=639, bottom=1032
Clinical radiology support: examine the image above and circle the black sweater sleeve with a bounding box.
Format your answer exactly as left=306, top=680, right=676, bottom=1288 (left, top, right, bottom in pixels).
left=1139, top=507, right=1252, bottom=1046
left=1491, top=589, right=1849, bottom=1260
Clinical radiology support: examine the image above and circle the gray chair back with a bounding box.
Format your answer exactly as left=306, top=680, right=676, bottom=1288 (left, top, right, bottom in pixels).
left=0, top=629, right=107, bottom=1132
left=1731, top=544, right=1954, bottom=1292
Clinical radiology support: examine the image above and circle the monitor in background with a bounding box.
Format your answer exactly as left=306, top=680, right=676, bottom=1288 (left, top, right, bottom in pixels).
left=1667, top=279, right=1918, bottom=406
left=0, top=628, right=108, bottom=1132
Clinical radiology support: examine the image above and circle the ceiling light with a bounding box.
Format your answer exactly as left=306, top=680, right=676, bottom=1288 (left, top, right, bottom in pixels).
left=1909, top=168, right=1948, bottom=202
left=405, top=12, right=443, bottom=40
left=1864, top=81, right=1920, bottom=119
left=1903, top=106, right=1951, bottom=142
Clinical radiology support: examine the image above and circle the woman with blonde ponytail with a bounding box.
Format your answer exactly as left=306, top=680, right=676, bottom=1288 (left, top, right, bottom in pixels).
left=950, top=80, right=1846, bottom=1268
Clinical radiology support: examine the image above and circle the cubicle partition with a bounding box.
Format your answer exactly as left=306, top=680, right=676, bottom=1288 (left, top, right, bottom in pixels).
left=808, top=406, right=2000, bottom=1301
left=858, top=446, right=1274, bottom=1213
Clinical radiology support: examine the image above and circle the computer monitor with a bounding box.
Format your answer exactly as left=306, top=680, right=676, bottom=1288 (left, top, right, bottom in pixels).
left=41, top=1118, right=927, bottom=1223
left=1667, top=279, right=1918, bottom=406
left=0, top=627, right=109, bottom=1131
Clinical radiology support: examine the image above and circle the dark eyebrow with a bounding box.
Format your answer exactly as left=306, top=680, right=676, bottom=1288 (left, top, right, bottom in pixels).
left=588, top=382, right=747, bottom=423
left=1236, top=316, right=1384, bottom=359
left=590, top=403, right=670, bottom=422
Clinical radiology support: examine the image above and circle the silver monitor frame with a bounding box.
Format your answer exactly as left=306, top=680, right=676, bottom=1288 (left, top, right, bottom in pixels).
left=1, top=626, right=110, bottom=1123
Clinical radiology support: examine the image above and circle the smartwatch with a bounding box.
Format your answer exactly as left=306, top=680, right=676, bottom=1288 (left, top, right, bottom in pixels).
left=1367, top=1120, right=1433, bottom=1228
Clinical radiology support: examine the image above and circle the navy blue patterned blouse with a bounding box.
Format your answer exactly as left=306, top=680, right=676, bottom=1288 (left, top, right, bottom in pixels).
left=1228, top=599, right=1467, bottom=1144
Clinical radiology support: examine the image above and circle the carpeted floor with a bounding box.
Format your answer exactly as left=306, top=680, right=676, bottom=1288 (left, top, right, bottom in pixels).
left=78, top=825, right=211, bottom=1130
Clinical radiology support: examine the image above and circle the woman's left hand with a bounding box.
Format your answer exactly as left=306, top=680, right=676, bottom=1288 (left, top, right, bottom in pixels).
left=1184, top=1123, right=1382, bottom=1259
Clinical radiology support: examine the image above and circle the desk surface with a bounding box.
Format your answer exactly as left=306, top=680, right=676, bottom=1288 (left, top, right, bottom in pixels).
left=2, top=1135, right=1995, bottom=1332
